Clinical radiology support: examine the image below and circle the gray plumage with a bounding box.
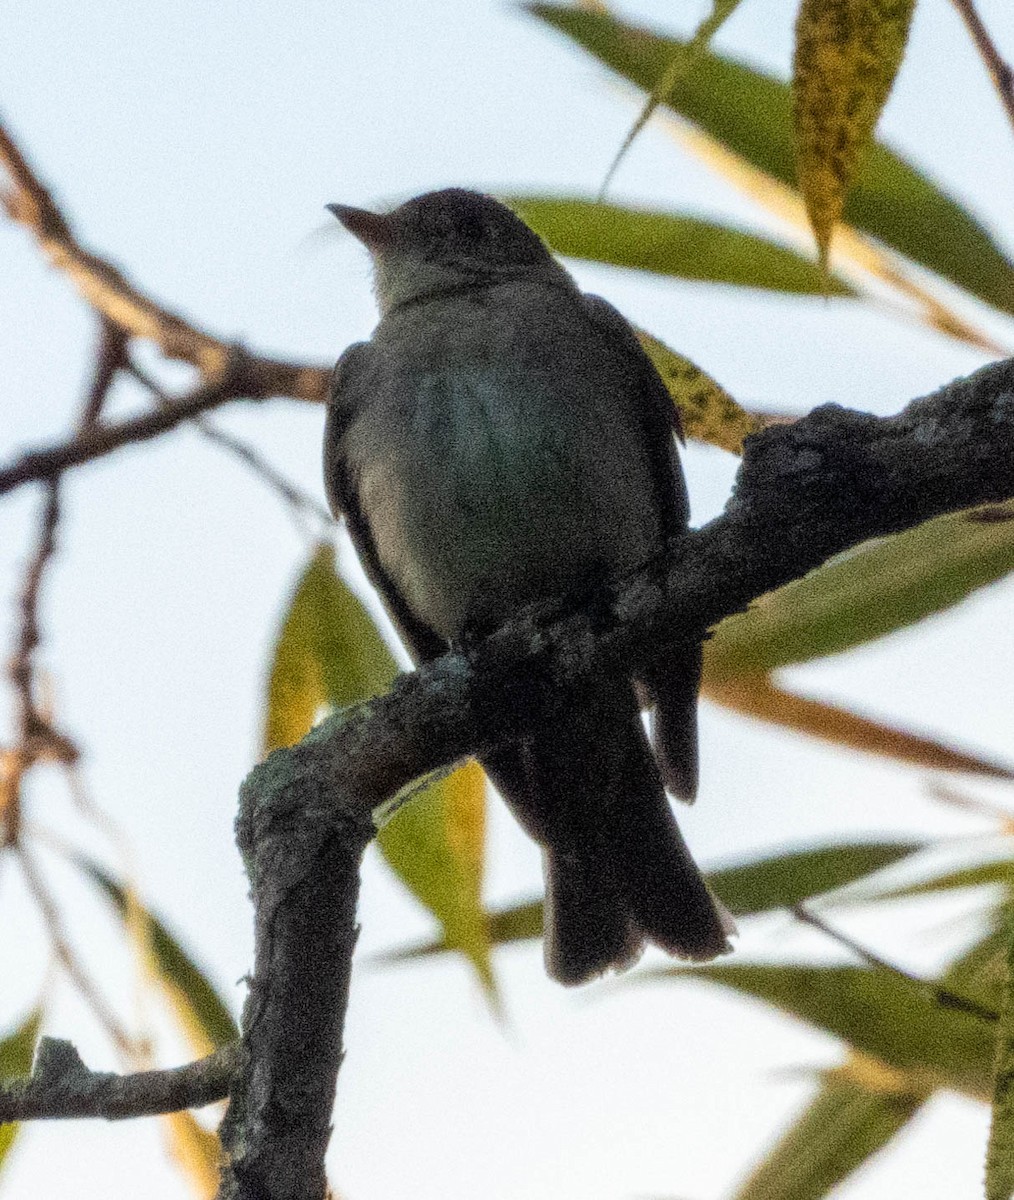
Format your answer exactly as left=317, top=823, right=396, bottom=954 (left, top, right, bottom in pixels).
left=324, top=189, right=731, bottom=984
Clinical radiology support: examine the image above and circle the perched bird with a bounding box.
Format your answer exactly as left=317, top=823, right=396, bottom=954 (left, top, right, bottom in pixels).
left=324, top=188, right=731, bottom=984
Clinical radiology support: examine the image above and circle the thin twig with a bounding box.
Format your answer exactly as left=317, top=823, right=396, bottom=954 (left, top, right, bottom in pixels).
left=17, top=847, right=137, bottom=1057
left=0, top=351, right=255, bottom=497
left=81, top=319, right=129, bottom=428
left=2, top=486, right=75, bottom=843
left=127, top=359, right=334, bottom=533
left=949, top=0, right=1014, bottom=135
left=0, top=1038, right=238, bottom=1123
left=792, top=903, right=999, bottom=1022
left=2, top=319, right=133, bottom=841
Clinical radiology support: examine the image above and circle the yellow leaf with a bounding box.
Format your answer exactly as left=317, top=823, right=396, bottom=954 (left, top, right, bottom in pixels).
left=704, top=673, right=1014, bottom=778
left=638, top=331, right=761, bottom=453
left=378, top=760, right=496, bottom=1002
left=263, top=543, right=395, bottom=755
left=264, top=547, right=497, bottom=997
left=793, top=0, right=916, bottom=264
left=161, top=1112, right=220, bottom=1199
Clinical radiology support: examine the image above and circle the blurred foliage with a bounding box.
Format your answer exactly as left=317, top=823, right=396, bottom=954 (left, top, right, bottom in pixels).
left=989, top=923, right=1014, bottom=1200
left=0, top=1009, right=42, bottom=1176
left=508, top=196, right=854, bottom=295
left=532, top=3, right=1014, bottom=318
left=77, top=856, right=239, bottom=1054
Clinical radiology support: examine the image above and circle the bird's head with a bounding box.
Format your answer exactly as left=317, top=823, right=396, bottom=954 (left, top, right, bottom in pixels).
left=328, top=188, right=566, bottom=312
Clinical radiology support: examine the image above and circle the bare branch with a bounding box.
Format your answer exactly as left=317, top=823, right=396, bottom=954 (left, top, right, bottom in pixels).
left=0, top=120, right=328, bottom=403
left=0, top=349, right=261, bottom=497
left=3, top=320, right=127, bottom=835
left=949, top=0, right=1014, bottom=135
left=128, top=360, right=335, bottom=533
left=1, top=357, right=1012, bottom=1191
left=0, top=1037, right=238, bottom=1123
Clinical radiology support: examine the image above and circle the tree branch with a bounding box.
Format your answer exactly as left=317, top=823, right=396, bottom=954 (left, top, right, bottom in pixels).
left=0, top=121, right=328, bottom=403
left=0, top=1038, right=238, bottom=1122
left=0, top=349, right=264, bottom=496
left=214, top=356, right=1014, bottom=1199
left=949, top=0, right=1014, bottom=135
left=2, top=357, right=1012, bottom=1199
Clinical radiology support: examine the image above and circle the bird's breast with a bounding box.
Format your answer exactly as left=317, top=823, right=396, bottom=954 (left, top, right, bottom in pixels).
left=346, top=297, right=663, bottom=641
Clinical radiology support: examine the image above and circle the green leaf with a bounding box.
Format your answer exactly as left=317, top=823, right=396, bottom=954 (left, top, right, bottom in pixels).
left=0, top=1008, right=42, bottom=1172
left=264, top=544, right=495, bottom=995
left=637, top=331, right=761, bottom=454
left=867, top=858, right=1014, bottom=903
left=531, top=5, right=1014, bottom=318
left=603, top=0, right=745, bottom=190
left=377, top=760, right=495, bottom=998
left=988, top=921, right=1014, bottom=1200
left=734, top=926, right=1007, bottom=1197
left=507, top=196, right=853, bottom=295
left=792, top=0, right=916, bottom=264
left=385, top=840, right=918, bottom=961
left=76, top=857, right=238, bottom=1054
left=731, top=1060, right=928, bottom=1200
left=707, top=840, right=922, bottom=915
left=647, top=963, right=994, bottom=1099
left=704, top=501, right=1014, bottom=679
left=943, top=922, right=1009, bottom=1015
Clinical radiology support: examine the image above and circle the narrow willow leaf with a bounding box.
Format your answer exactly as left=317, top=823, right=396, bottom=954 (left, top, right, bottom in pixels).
left=530, top=5, right=1014, bottom=318
left=162, top=1111, right=220, bottom=1199
left=602, top=0, right=744, bottom=190
left=944, top=922, right=1008, bottom=1016
left=0, top=1008, right=42, bottom=1171
left=708, top=839, right=922, bottom=915
left=385, top=840, right=918, bottom=959
left=264, top=544, right=495, bottom=995
left=731, top=1060, right=928, bottom=1200
left=704, top=501, right=1014, bottom=678
left=638, top=331, right=761, bottom=453
left=507, top=196, right=853, bottom=295
left=793, top=0, right=916, bottom=264
left=704, top=674, right=1014, bottom=779
left=647, top=963, right=995, bottom=1099
left=76, top=857, right=238, bottom=1054
left=866, top=858, right=1014, bottom=903
left=664, top=116, right=1006, bottom=355
left=264, top=542, right=394, bottom=754
left=988, top=920, right=1014, bottom=1199
left=378, top=760, right=495, bottom=998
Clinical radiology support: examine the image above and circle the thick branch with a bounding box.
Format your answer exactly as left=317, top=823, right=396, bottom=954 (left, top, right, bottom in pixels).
left=0, top=1038, right=238, bottom=1122
left=215, top=356, right=1014, bottom=1199
left=1, top=358, right=1010, bottom=1192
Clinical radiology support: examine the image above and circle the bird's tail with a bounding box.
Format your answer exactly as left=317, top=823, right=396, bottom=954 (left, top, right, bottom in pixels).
left=483, top=677, right=730, bottom=986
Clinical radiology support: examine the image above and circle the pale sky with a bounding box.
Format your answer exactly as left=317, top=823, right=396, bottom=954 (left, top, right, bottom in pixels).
left=1, top=1, right=1013, bottom=1198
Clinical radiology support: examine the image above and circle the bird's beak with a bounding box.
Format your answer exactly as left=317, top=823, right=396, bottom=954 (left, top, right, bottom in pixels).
left=326, top=203, right=397, bottom=249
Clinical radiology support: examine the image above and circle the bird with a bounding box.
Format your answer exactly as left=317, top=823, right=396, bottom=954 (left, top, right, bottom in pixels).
left=323, top=188, right=732, bottom=985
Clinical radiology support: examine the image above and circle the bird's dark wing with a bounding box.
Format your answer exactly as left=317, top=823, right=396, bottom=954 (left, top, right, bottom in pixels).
left=579, top=294, right=701, bottom=801
left=324, top=342, right=446, bottom=665
left=580, top=293, right=689, bottom=539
